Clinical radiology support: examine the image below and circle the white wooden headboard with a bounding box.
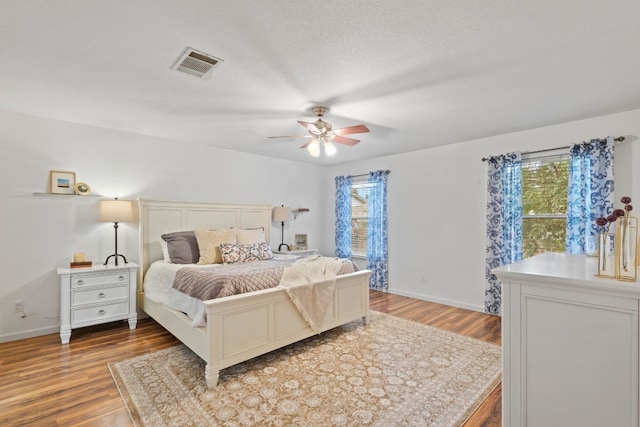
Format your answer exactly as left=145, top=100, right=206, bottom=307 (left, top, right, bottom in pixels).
left=137, top=199, right=272, bottom=290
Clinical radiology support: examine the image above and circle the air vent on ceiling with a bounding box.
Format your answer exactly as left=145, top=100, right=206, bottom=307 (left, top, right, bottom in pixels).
left=171, top=47, right=223, bottom=79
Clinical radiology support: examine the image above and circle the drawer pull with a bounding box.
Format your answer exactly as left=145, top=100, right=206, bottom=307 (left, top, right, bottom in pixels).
left=98, top=309, right=106, bottom=315
left=119, top=276, right=125, bottom=282
left=77, top=279, right=84, bottom=285
left=98, top=292, right=106, bottom=299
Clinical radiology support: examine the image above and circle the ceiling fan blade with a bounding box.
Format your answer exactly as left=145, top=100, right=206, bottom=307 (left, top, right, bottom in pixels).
left=334, top=124, right=369, bottom=135
left=333, top=135, right=361, bottom=146
left=268, top=135, right=311, bottom=139
left=300, top=140, right=312, bottom=149
left=297, top=120, right=321, bottom=135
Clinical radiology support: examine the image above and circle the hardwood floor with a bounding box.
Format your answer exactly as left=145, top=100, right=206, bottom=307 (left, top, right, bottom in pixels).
left=0, top=291, right=501, bottom=426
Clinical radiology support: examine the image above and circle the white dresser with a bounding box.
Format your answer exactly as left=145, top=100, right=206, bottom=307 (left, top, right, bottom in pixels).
left=494, top=252, right=639, bottom=427
left=57, top=263, right=138, bottom=344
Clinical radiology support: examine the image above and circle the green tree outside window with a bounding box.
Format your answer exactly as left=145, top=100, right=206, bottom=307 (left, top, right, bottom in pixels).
left=522, top=156, right=569, bottom=258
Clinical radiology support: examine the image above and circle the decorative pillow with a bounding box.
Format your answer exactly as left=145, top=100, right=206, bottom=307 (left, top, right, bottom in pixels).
left=220, top=242, right=274, bottom=264
left=194, top=229, right=237, bottom=264
left=235, top=227, right=267, bottom=244
left=161, top=231, right=200, bottom=264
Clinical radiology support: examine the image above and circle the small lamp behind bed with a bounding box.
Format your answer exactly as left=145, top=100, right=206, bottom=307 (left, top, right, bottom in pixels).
left=100, top=198, right=134, bottom=266
left=272, top=205, right=292, bottom=251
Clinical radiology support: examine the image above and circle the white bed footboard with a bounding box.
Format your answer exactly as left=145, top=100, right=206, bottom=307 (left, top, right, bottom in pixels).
left=142, top=269, right=370, bottom=387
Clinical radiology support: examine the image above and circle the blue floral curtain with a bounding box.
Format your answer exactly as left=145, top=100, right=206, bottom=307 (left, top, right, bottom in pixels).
left=367, top=170, right=389, bottom=291
left=485, top=152, right=522, bottom=316
left=335, top=175, right=352, bottom=259
left=565, top=138, right=615, bottom=254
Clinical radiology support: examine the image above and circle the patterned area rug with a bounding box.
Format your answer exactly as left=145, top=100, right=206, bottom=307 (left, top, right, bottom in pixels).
left=109, top=311, right=501, bottom=426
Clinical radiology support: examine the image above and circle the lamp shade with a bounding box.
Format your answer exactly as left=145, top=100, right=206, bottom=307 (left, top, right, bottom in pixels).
left=272, top=206, right=292, bottom=222
left=307, top=138, right=321, bottom=157
left=99, top=200, right=134, bottom=223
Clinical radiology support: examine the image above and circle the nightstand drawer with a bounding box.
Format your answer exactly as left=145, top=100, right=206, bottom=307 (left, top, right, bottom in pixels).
left=72, top=301, right=129, bottom=324
left=72, top=285, right=128, bottom=306
left=72, top=271, right=129, bottom=288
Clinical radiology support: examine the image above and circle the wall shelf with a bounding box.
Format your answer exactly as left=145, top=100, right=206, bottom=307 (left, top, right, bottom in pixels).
left=33, top=192, right=103, bottom=197
left=292, top=208, right=309, bottom=219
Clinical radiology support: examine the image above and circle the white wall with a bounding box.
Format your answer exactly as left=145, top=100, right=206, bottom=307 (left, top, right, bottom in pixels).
left=2, top=108, right=639, bottom=342
left=324, top=109, right=640, bottom=312
left=0, top=110, right=326, bottom=342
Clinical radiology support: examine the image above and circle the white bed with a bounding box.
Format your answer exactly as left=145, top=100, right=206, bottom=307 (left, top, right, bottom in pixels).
left=138, top=199, right=371, bottom=388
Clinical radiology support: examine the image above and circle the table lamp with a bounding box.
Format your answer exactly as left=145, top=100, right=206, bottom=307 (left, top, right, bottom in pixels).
left=100, top=198, right=134, bottom=265
left=272, top=205, right=292, bottom=251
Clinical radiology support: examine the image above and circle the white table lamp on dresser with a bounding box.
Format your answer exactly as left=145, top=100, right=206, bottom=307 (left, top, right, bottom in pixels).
left=494, top=252, right=640, bottom=427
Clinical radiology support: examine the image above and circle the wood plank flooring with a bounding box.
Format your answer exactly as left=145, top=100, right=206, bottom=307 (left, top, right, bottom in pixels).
left=0, top=291, right=501, bottom=426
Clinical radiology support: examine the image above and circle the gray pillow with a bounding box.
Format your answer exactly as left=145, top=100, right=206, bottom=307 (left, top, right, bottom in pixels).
left=161, top=231, right=200, bottom=264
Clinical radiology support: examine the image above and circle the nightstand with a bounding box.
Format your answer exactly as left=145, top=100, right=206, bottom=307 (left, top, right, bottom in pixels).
left=273, top=249, right=319, bottom=257
left=57, top=262, right=138, bottom=344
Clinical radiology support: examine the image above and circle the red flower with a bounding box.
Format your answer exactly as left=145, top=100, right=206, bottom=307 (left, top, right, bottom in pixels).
left=596, top=217, right=608, bottom=227
left=620, top=196, right=633, bottom=216
left=595, top=196, right=633, bottom=234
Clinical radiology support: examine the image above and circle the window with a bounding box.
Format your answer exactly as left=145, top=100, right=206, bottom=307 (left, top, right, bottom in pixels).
left=335, top=170, right=388, bottom=279
left=521, top=153, right=570, bottom=258
left=350, top=178, right=373, bottom=257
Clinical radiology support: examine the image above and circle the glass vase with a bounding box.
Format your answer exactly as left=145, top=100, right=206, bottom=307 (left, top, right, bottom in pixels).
left=596, top=231, right=616, bottom=278
left=615, top=215, right=638, bottom=282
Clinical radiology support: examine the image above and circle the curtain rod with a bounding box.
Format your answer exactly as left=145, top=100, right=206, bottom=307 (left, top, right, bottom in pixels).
left=481, top=136, right=625, bottom=161
left=349, top=170, right=391, bottom=178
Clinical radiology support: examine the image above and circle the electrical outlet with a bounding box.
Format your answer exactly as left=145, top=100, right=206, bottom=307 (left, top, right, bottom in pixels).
left=14, top=300, right=23, bottom=313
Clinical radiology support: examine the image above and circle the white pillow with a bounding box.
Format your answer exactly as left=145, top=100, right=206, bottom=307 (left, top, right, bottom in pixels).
left=160, top=240, right=171, bottom=262
left=236, top=227, right=266, bottom=244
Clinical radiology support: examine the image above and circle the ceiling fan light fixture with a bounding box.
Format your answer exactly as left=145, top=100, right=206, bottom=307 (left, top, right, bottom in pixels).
left=307, top=139, right=321, bottom=157
left=324, top=141, right=337, bottom=156
left=269, top=105, right=369, bottom=156
left=315, top=119, right=331, bottom=133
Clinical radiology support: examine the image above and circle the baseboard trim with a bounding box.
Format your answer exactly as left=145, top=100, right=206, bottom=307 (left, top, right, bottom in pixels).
left=385, top=289, right=485, bottom=314
left=0, top=325, right=59, bottom=343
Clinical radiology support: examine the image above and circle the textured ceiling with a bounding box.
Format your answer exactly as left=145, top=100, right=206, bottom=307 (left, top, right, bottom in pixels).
left=1, top=0, right=639, bottom=165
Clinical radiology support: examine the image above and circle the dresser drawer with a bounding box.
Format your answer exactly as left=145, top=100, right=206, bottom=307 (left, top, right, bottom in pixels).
left=72, top=301, right=129, bottom=325
left=72, top=271, right=129, bottom=288
left=72, top=285, right=128, bottom=306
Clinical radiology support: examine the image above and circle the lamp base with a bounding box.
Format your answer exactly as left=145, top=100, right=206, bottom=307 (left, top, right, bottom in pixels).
left=278, top=243, right=290, bottom=252
left=104, top=253, right=128, bottom=266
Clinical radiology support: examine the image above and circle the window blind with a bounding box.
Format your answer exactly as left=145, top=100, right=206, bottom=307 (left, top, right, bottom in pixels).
left=521, top=153, right=570, bottom=257
left=351, top=177, right=373, bottom=256
left=522, top=153, right=570, bottom=216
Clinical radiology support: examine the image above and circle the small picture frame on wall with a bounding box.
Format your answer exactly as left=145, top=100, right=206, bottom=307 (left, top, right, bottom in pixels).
left=295, top=234, right=308, bottom=250
left=49, top=170, right=76, bottom=195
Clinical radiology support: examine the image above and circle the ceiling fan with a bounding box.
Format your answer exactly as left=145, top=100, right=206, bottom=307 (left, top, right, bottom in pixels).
left=268, top=106, right=369, bottom=157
